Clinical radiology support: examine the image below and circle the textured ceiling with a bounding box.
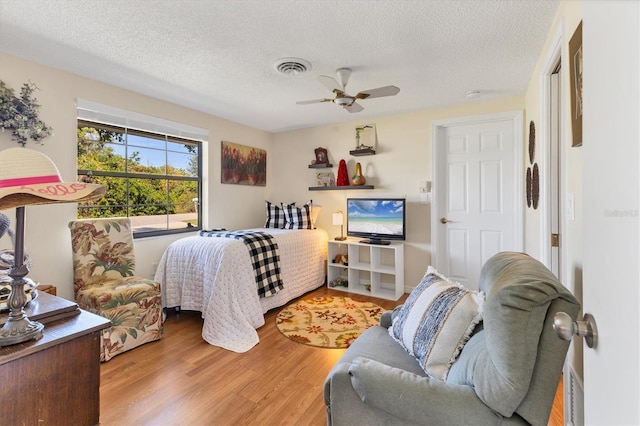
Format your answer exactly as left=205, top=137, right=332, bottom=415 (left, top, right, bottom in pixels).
left=0, top=0, right=558, bottom=133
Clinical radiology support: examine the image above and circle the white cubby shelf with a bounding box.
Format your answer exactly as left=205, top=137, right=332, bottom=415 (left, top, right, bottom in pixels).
left=327, top=239, right=404, bottom=301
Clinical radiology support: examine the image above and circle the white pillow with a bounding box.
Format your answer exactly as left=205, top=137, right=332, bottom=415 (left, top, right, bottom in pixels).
left=389, top=266, right=484, bottom=380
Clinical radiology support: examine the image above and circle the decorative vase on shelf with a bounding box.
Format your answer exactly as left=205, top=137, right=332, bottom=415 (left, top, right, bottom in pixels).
left=336, top=159, right=349, bottom=186
left=351, top=162, right=366, bottom=186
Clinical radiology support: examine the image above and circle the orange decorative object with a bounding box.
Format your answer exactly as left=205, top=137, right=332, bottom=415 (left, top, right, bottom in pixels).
left=351, top=162, right=366, bottom=186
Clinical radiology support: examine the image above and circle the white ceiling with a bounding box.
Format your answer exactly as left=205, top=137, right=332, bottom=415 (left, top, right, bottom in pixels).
left=0, top=0, right=558, bottom=133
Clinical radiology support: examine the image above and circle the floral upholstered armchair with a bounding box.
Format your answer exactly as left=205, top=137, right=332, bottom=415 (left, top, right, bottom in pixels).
left=68, top=218, right=163, bottom=361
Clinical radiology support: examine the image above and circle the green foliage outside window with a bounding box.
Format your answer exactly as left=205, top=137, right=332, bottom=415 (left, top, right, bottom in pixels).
left=76, top=123, right=200, bottom=231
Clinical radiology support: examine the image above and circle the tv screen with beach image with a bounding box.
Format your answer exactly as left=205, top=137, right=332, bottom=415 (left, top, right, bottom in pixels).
left=347, top=199, right=405, bottom=238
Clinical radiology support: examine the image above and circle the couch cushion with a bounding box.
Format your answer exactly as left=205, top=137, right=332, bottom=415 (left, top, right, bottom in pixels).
left=322, top=326, right=425, bottom=406
left=446, top=329, right=486, bottom=386
left=389, top=266, right=483, bottom=380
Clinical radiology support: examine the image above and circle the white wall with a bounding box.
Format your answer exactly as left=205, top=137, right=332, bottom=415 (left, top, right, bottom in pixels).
left=270, top=98, right=524, bottom=290
left=0, top=53, right=273, bottom=300
left=523, top=0, right=585, bottom=380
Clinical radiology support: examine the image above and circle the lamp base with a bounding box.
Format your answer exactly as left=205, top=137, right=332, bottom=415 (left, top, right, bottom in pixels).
left=0, top=316, right=44, bottom=346
left=0, top=278, right=44, bottom=346
left=334, top=236, right=347, bottom=241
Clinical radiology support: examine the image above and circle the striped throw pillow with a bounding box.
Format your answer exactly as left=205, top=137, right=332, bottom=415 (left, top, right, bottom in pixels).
left=389, top=266, right=484, bottom=380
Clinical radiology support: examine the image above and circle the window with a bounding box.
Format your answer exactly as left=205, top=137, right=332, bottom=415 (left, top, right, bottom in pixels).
left=76, top=119, right=202, bottom=238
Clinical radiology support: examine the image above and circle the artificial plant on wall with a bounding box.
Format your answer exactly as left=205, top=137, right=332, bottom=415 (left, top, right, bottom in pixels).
left=0, top=80, right=53, bottom=146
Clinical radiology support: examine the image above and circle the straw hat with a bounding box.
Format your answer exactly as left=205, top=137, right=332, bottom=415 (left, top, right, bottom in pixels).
left=0, top=147, right=105, bottom=210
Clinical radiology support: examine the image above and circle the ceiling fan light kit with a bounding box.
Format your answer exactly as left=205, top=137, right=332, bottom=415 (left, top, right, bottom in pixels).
left=334, top=97, right=353, bottom=107
left=297, top=68, right=400, bottom=113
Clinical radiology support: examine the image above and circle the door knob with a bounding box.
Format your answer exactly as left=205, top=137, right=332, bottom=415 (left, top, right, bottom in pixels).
left=553, top=312, right=598, bottom=348
left=440, top=217, right=449, bottom=224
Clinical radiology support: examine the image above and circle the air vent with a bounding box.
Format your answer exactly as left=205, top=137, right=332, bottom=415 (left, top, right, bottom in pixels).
left=567, top=366, right=584, bottom=426
left=274, top=57, right=311, bottom=75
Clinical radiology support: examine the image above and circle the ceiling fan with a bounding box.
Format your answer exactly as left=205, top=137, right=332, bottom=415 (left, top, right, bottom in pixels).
left=296, top=68, right=400, bottom=113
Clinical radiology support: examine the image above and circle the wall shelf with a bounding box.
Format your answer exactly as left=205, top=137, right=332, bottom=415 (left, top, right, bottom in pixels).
left=308, top=163, right=333, bottom=168
left=309, top=185, right=374, bottom=191
left=349, top=148, right=376, bottom=156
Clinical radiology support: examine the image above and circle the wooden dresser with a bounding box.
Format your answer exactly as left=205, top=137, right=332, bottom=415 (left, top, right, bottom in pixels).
left=0, top=291, right=110, bottom=426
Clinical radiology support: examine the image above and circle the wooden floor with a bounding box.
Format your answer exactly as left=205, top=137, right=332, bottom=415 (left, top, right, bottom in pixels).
left=99, top=286, right=563, bottom=425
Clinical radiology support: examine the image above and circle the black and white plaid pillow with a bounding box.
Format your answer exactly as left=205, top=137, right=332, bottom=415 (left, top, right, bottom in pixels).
left=265, top=201, right=292, bottom=229
left=283, top=203, right=312, bottom=230
left=264, top=200, right=296, bottom=229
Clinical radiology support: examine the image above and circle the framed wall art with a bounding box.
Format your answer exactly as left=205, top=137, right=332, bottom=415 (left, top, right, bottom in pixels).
left=316, top=171, right=335, bottom=187
left=314, top=147, right=329, bottom=165
left=569, top=21, right=583, bottom=147
left=355, top=124, right=376, bottom=150
left=221, top=141, right=266, bottom=186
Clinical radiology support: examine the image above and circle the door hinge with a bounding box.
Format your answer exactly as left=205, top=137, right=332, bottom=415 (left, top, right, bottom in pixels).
left=551, top=233, right=559, bottom=247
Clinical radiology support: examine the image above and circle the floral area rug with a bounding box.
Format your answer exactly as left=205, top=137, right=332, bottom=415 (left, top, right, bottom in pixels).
left=275, top=296, right=384, bottom=348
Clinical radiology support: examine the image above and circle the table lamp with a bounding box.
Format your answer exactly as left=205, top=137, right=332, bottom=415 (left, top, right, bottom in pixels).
left=0, top=147, right=105, bottom=346
left=332, top=211, right=347, bottom=241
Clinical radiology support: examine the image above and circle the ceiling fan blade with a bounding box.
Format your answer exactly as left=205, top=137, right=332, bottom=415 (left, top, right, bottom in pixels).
left=344, top=102, right=364, bottom=113
left=296, top=98, right=332, bottom=105
left=355, top=85, right=400, bottom=100
left=335, top=68, right=352, bottom=89
left=318, top=75, right=341, bottom=92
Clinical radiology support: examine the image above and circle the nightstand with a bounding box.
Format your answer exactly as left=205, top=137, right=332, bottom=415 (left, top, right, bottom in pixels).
left=0, top=292, right=110, bottom=425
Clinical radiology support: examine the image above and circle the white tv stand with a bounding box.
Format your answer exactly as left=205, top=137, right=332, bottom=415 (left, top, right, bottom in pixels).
left=327, top=239, right=404, bottom=301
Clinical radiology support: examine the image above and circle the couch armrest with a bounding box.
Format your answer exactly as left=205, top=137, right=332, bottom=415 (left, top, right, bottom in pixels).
left=348, top=357, right=499, bottom=424
left=379, top=305, right=403, bottom=328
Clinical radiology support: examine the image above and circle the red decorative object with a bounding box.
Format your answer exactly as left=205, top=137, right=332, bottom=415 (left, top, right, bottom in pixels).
left=336, top=159, right=349, bottom=186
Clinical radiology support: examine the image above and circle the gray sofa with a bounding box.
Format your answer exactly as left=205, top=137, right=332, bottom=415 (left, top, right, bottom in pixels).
left=324, top=252, right=580, bottom=425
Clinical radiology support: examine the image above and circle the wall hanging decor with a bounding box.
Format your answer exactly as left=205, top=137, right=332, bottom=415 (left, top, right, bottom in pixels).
left=526, top=167, right=532, bottom=208
left=532, top=163, right=540, bottom=209
left=0, top=80, right=53, bottom=146
left=221, top=141, right=266, bottom=186
left=528, top=120, right=536, bottom=164
left=569, top=21, right=583, bottom=147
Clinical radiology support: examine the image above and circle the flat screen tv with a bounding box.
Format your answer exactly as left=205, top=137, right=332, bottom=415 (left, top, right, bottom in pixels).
left=346, top=198, right=406, bottom=245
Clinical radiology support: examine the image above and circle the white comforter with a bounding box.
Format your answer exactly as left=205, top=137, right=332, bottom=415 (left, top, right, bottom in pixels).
left=154, top=228, right=328, bottom=352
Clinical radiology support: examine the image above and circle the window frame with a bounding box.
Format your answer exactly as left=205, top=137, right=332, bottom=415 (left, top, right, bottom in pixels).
left=77, top=119, right=203, bottom=239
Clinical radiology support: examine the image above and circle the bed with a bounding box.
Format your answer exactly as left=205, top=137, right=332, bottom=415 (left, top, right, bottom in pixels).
left=154, top=227, right=328, bottom=352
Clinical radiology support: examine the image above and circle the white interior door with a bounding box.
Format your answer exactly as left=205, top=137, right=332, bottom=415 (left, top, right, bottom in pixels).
left=549, top=67, right=562, bottom=278
left=432, top=112, right=523, bottom=290
left=581, top=2, right=640, bottom=424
